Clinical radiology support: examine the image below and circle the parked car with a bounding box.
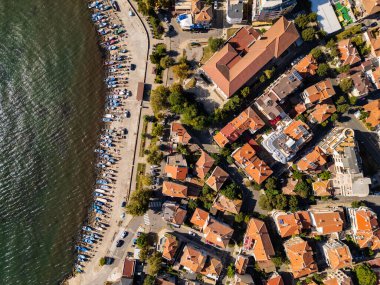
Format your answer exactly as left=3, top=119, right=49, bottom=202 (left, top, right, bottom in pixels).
left=214, top=0, right=218, bottom=9
left=370, top=22, right=378, bottom=27
left=116, top=240, right=124, bottom=247
left=130, top=64, right=136, bottom=70
left=105, top=257, right=114, bottom=265
left=121, top=201, right=127, bottom=207
left=121, top=231, right=129, bottom=238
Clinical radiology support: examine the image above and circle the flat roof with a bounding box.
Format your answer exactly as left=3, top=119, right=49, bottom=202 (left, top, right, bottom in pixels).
left=136, top=82, right=145, bottom=101
left=311, top=0, right=342, bottom=34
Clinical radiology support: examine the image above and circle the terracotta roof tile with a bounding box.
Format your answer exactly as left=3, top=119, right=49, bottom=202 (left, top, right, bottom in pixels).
left=303, top=79, right=335, bottom=104
left=162, top=181, right=188, bottom=198
left=337, top=39, right=361, bottom=66
left=203, top=17, right=300, bottom=97
left=235, top=255, right=249, bottom=275
left=351, top=207, right=380, bottom=250
left=201, top=256, right=223, bottom=277
left=284, top=120, right=310, bottom=141
left=297, top=146, right=328, bottom=172
left=310, top=210, right=345, bottom=235
left=284, top=237, right=317, bottom=278
left=266, top=273, right=284, bottom=285
left=180, top=245, right=207, bottom=273
left=274, top=211, right=311, bottom=238
left=294, top=54, right=318, bottom=77
left=310, top=101, right=337, bottom=123
left=194, top=6, right=213, bottom=24
left=212, top=194, right=242, bottom=214
left=206, top=166, right=229, bottom=191
left=161, top=234, right=179, bottom=261
left=196, top=151, right=215, bottom=179
left=203, top=217, right=234, bottom=248
left=190, top=208, right=209, bottom=229
left=363, top=99, right=380, bottom=128
left=324, top=240, right=352, bottom=270
left=243, top=218, right=275, bottom=261
left=362, top=0, right=380, bottom=15
left=171, top=122, right=192, bottom=144
left=312, top=180, right=332, bottom=196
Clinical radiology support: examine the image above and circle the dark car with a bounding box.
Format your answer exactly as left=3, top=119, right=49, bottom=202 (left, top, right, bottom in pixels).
left=116, top=240, right=124, bottom=247
left=130, top=64, right=136, bottom=70
left=121, top=201, right=127, bottom=207
left=105, top=257, right=114, bottom=265
left=370, top=22, right=378, bottom=27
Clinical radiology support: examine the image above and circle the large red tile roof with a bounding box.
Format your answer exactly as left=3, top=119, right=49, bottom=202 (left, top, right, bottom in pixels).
left=203, top=17, right=299, bottom=97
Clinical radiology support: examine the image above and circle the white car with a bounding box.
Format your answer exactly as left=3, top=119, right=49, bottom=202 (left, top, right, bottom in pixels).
left=214, top=1, right=217, bottom=9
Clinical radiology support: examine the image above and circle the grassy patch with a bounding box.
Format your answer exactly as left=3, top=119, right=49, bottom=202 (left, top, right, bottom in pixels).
left=139, top=121, right=149, bottom=157
left=226, top=28, right=239, bottom=39
left=201, top=46, right=214, bottom=64
left=136, top=163, right=147, bottom=191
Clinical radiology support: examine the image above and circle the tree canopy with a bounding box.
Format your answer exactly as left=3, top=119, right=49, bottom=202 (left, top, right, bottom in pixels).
left=126, top=189, right=152, bottom=216
left=354, top=264, right=377, bottom=285
left=208, top=37, right=225, bottom=52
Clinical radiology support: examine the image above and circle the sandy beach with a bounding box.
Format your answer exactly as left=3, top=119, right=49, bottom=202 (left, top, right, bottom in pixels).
left=66, top=0, right=149, bottom=284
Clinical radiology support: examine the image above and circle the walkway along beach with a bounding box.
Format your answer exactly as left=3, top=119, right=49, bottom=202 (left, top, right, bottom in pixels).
left=66, top=0, right=149, bottom=284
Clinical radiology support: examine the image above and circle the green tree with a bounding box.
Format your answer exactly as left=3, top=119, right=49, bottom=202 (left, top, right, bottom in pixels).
left=275, top=194, right=288, bottom=210
left=351, top=200, right=366, bottom=208
left=337, top=103, right=350, bottom=114
left=289, top=195, right=299, bottom=212
left=318, top=170, right=331, bottom=180
left=227, top=263, right=235, bottom=278
left=173, top=62, right=190, bottom=81
left=150, top=85, right=169, bottom=115
left=308, top=12, right=317, bottom=22
left=160, top=55, right=174, bottom=69
left=339, top=78, right=353, bottom=93
left=188, top=198, right=198, bottom=210
left=295, top=14, right=310, bottom=29
left=235, top=212, right=244, bottom=223
left=259, top=194, right=273, bottom=211
left=264, top=67, right=275, bottom=79
left=99, top=257, right=106, bottom=266
left=354, top=264, right=377, bottom=285
left=152, top=123, right=164, bottom=137
left=136, top=233, right=149, bottom=249
left=337, top=64, right=350, bottom=74
left=330, top=113, right=339, bottom=122
left=317, top=63, right=329, bottom=77
left=294, top=180, right=310, bottom=198
left=208, top=37, right=225, bottom=52
left=349, top=96, right=358, bottom=105
left=143, top=275, right=155, bottom=285
left=292, top=170, right=303, bottom=180
left=126, top=189, right=152, bottom=216
left=310, top=47, right=323, bottom=60
left=302, top=28, right=316, bottom=41
left=240, top=86, right=250, bottom=98
left=221, top=183, right=240, bottom=200
left=265, top=177, right=278, bottom=191
left=141, top=175, right=153, bottom=186
left=147, top=252, right=162, bottom=276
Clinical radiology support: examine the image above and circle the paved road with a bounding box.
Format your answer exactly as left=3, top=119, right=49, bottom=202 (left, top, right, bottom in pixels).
left=338, top=113, right=380, bottom=168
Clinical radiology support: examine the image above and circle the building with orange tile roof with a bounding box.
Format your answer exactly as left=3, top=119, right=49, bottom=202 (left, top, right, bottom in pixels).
left=309, top=209, right=345, bottom=235
left=294, top=54, right=318, bottom=78
left=203, top=17, right=300, bottom=98
left=242, top=218, right=275, bottom=268
left=206, top=166, right=229, bottom=191
left=194, top=6, right=213, bottom=26
left=360, top=0, right=380, bottom=15
left=323, top=270, right=353, bottom=285
left=370, top=66, right=380, bottom=89
left=170, top=122, right=192, bottom=144
left=284, top=237, right=318, bottom=279
left=296, top=146, right=328, bottom=172
left=156, top=277, right=176, bottom=285
left=180, top=245, right=207, bottom=274
left=310, top=101, right=337, bottom=124
left=162, top=202, right=187, bottom=226
left=348, top=206, right=380, bottom=250
left=158, top=233, right=179, bottom=262
left=323, top=239, right=352, bottom=270
left=212, top=194, right=242, bottom=214
left=363, top=99, right=380, bottom=129
left=302, top=79, right=335, bottom=105
left=164, top=154, right=188, bottom=181
left=201, top=256, right=223, bottom=281
left=235, top=255, right=249, bottom=275
left=348, top=71, right=373, bottom=98
left=312, top=180, right=333, bottom=197
left=203, top=217, right=234, bottom=249
left=365, top=28, right=380, bottom=59
left=190, top=208, right=209, bottom=229
left=196, top=151, right=215, bottom=179
left=337, top=39, right=361, bottom=66
left=262, top=119, right=312, bottom=164
left=272, top=211, right=311, bottom=238
left=213, top=107, right=265, bottom=148
left=266, top=272, right=284, bottom=285
left=162, top=181, right=188, bottom=198
left=232, top=143, right=273, bottom=184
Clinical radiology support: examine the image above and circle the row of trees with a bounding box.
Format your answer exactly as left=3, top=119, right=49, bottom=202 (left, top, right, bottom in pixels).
left=150, top=44, right=174, bottom=83
left=150, top=83, right=208, bottom=130
left=294, top=13, right=320, bottom=42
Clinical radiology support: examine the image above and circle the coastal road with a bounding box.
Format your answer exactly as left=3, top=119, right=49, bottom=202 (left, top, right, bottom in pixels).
left=67, top=0, right=149, bottom=284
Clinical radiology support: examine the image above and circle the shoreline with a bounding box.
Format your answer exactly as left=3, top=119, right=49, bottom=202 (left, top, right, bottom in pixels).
left=63, top=0, right=149, bottom=284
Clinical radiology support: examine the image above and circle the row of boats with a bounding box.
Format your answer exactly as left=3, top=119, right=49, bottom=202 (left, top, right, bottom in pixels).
left=74, top=0, right=133, bottom=274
